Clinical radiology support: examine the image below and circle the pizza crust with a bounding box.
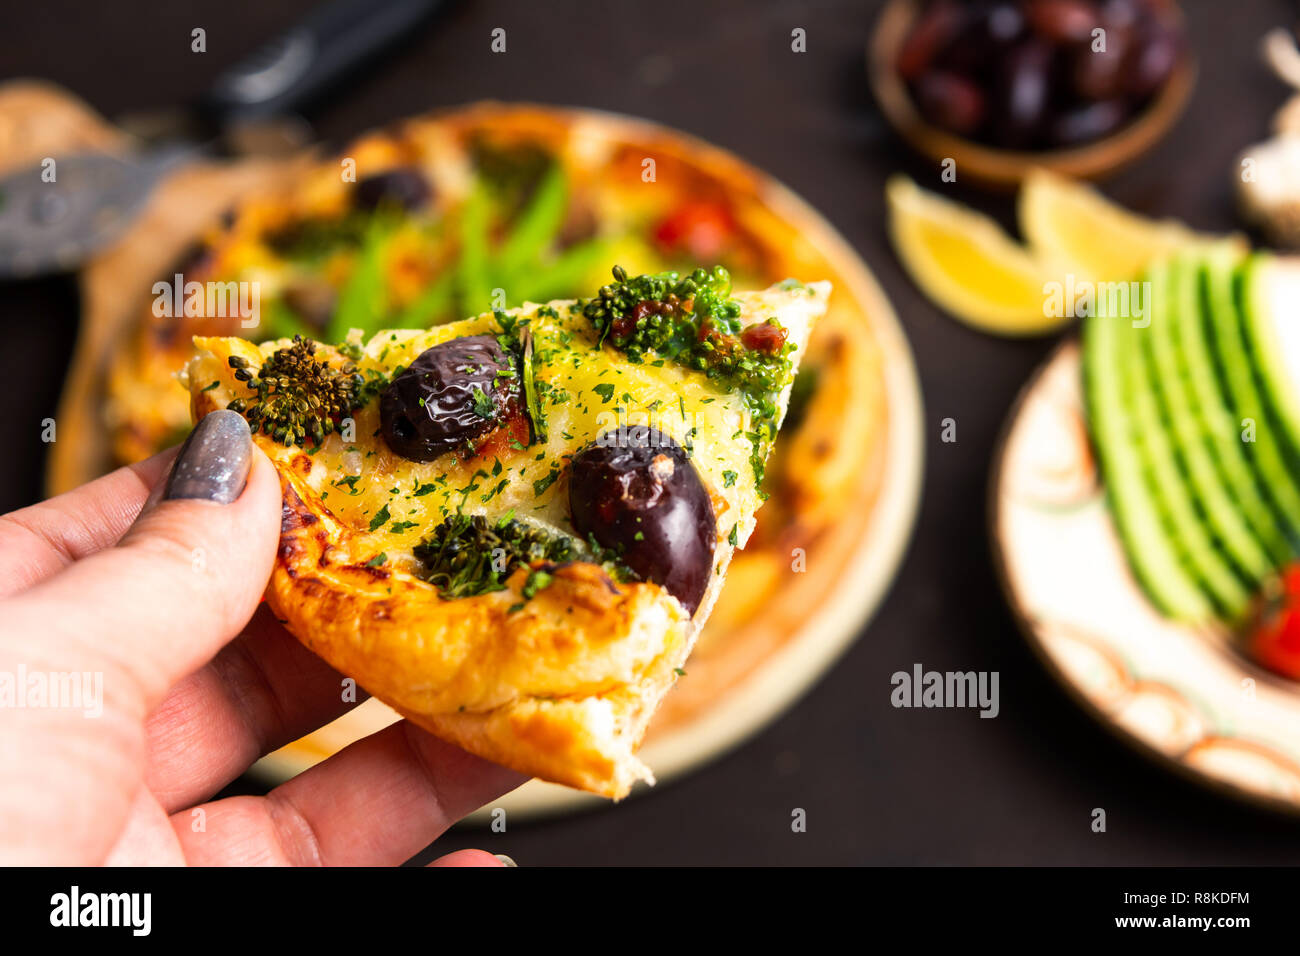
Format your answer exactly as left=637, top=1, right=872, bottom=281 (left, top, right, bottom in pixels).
left=270, top=477, right=688, bottom=797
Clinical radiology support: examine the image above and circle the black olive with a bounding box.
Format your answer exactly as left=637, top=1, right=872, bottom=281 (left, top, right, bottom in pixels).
left=569, top=430, right=716, bottom=615
left=913, top=71, right=987, bottom=138
left=354, top=166, right=432, bottom=212
left=992, top=38, right=1054, bottom=149
left=1049, top=99, right=1129, bottom=148
left=379, top=335, right=519, bottom=461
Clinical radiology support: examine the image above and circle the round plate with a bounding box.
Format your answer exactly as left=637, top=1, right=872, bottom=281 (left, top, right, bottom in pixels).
left=241, top=104, right=925, bottom=820
left=992, top=341, right=1300, bottom=815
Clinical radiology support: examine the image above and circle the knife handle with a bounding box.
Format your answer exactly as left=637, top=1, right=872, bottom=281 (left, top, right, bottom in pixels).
left=199, top=0, right=444, bottom=127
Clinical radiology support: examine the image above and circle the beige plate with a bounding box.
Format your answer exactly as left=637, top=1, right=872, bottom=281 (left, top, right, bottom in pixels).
left=247, top=122, right=925, bottom=821
left=992, top=342, right=1300, bottom=815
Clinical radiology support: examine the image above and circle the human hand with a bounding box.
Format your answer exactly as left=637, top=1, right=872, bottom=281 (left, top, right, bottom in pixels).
left=0, top=410, right=522, bottom=865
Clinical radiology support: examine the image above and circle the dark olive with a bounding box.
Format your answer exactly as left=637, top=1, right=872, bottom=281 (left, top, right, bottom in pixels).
left=1100, top=0, right=1144, bottom=30
left=942, top=1, right=1026, bottom=77
left=1123, top=15, right=1182, bottom=99
left=568, top=430, right=716, bottom=615
left=993, top=38, right=1054, bottom=148
left=1049, top=99, right=1129, bottom=146
left=1025, top=0, right=1098, bottom=45
left=913, top=71, right=987, bottom=137
left=379, top=335, right=519, bottom=461
left=896, top=0, right=966, bottom=82
left=354, top=166, right=432, bottom=212
left=984, top=2, right=1026, bottom=45
left=1071, top=22, right=1131, bottom=100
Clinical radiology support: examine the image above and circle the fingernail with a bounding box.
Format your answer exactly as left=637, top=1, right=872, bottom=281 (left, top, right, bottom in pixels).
left=163, top=410, right=252, bottom=504
left=493, top=854, right=518, bottom=867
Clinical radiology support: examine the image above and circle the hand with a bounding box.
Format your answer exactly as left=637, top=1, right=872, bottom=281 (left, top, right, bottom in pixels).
left=0, top=410, right=522, bottom=865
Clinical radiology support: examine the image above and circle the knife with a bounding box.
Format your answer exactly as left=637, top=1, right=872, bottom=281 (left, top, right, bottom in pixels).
left=0, top=0, right=444, bottom=280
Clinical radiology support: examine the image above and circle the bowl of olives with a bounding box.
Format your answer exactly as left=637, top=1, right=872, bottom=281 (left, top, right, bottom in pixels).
left=869, top=0, right=1196, bottom=188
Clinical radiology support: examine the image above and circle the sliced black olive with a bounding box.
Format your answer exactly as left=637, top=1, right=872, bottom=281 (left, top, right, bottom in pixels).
left=379, top=335, right=519, bottom=461
left=569, top=429, right=716, bottom=615
left=354, top=166, right=432, bottom=212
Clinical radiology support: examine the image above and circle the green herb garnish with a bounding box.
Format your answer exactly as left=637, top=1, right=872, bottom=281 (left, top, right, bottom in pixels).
left=368, top=504, right=391, bottom=532
left=227, top=336, right=364, bottom=447
left=521, top=327, right=547, bottom=444
left=470, top=385, right=495, bottom=419
left=532, top=467, right=561, bottom=497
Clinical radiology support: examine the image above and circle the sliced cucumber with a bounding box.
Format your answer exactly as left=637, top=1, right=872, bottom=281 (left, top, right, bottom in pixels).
left=1241, top=253, right=1300, bottom=467
left=1132, top=261, right=1250, bottom=619
left=1203, top=249, right=1300, bottom=551
left=1147, top=255, right=1275, bottom=584
left=1082, top=280, right=1214, bottom=622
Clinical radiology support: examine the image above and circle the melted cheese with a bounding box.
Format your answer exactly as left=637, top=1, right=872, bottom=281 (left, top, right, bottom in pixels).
left=191, top=283, right=827, bottom=581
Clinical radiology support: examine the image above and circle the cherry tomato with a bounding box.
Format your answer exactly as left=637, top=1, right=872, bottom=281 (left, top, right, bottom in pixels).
left=653, top=202, right=736, bottom=260
left=1246, top=563, right=1300, bottom=680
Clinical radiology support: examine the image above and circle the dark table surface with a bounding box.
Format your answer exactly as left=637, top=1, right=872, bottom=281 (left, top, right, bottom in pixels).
left=4, top=0, right=1300, bottom=865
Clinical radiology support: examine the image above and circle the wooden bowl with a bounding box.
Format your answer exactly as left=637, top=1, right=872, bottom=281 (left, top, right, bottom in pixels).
left=868, top=0, right=1197, bottom=189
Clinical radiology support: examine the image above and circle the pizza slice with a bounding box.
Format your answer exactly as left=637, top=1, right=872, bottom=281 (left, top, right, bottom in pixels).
left=185, top=266, right=828, bottom=798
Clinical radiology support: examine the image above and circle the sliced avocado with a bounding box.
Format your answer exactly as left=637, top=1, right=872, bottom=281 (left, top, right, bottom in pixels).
left=1203, top=250, right=1300, bottom=552
left=1082, top=279, right=1214, bottom=622
left=1240, top=253, right=1300, bottom=467
left=1146, top=255, right=1276, bottom=584
left=1132, top=261, right=1250, bottom=619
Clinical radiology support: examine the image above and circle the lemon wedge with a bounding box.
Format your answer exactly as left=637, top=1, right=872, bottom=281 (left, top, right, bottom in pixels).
left=886, top=175, right=1065, bottom=336
left=1018, top=169, right=1199, bottom=281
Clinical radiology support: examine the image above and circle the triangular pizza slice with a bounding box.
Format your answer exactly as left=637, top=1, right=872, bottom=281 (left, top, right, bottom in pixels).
left=186, top=267, right=828, bottom=797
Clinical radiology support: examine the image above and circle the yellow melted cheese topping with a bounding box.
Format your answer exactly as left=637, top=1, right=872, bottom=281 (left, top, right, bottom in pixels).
left=191, top=284, right=827, bottom=581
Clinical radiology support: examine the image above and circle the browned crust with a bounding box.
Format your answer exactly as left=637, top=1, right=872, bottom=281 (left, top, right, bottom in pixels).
left=191, top=343, right=693, bottom=798
left=268, top=478, right=685, bottom=797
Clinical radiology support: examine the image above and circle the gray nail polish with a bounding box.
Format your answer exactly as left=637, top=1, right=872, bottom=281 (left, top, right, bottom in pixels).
left=163, top=410, right=252, bottom=504
left=493, top=854, right=518, bottom=867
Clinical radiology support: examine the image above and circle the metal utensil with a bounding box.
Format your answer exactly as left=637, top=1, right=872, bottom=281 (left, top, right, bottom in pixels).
left=0, top=0, right=443, bottom=280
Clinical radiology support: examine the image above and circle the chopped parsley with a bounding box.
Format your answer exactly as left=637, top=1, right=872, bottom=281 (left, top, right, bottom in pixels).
left=334, top=474, right=363, bottom=496
left=367, top=504, right=391, bottom=532
left=580, top=266, right=800, bottom=492
left=532, top=467, right=561, bottom=497
left=470, top=385, right=495, bottom=419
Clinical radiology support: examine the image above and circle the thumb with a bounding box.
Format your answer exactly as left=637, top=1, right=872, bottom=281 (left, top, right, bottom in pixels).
left=5, top=410, right=282, bottom=710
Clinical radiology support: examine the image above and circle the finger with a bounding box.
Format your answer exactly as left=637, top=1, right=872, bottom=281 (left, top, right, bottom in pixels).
left=1, top=411, right=281, bottom=711
left=0, top=449, right=175, bottom=597
left=171, top=720, right=525, bottom=865
left=144, top=603, right=367, bottom=813
left=102, top=787, right=186, bottom=866
left=428, top=849, right=510, bottom=867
